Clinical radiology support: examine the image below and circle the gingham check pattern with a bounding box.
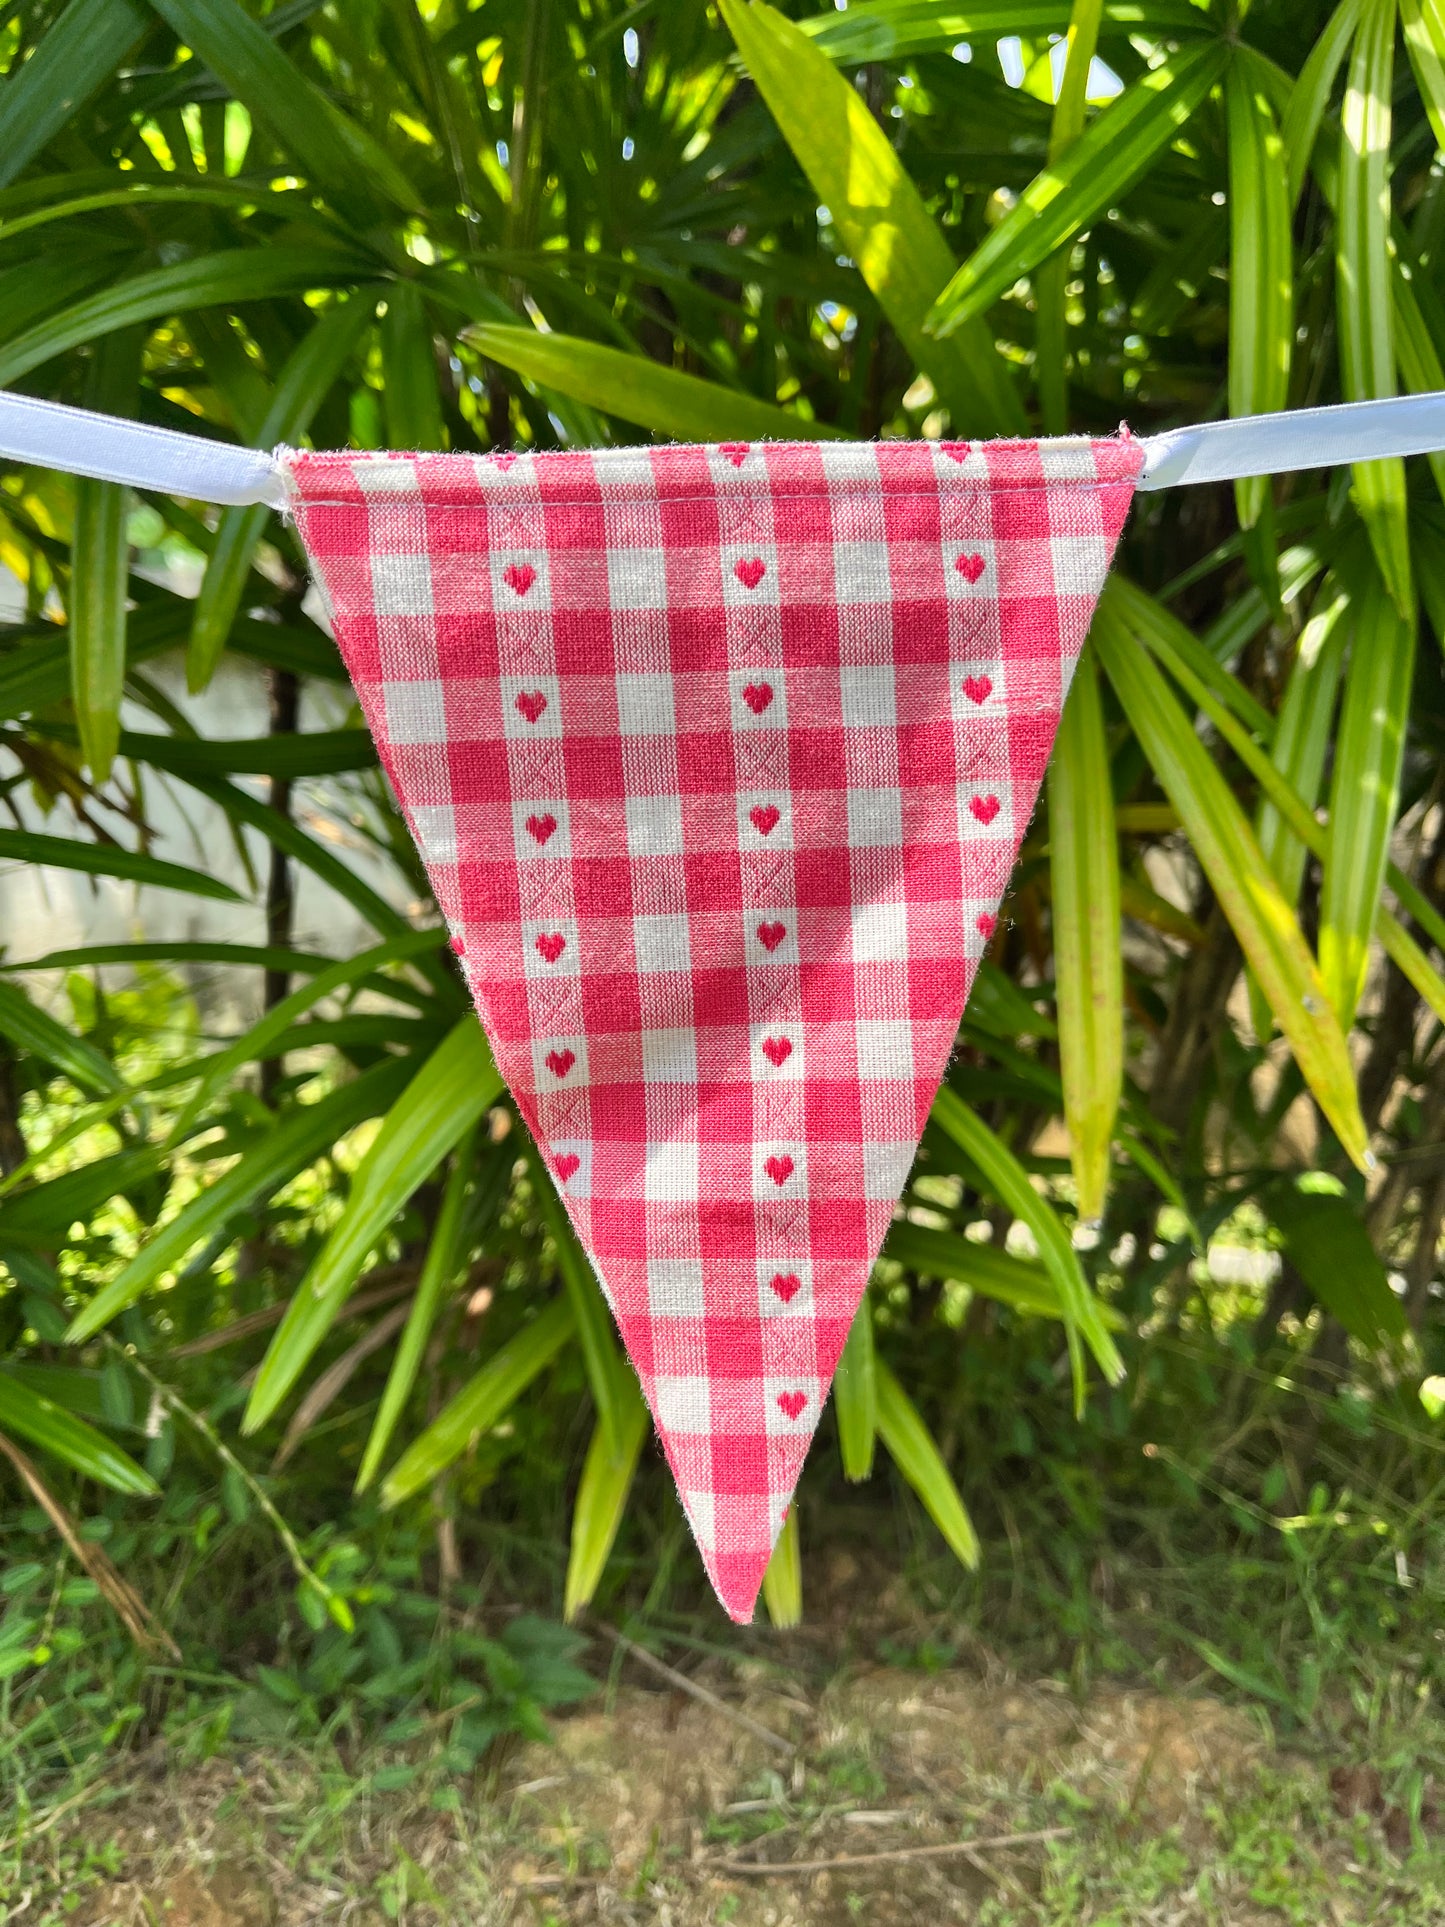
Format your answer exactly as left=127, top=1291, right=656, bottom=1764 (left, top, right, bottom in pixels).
left=284, top=434, right=1141, bottom=1622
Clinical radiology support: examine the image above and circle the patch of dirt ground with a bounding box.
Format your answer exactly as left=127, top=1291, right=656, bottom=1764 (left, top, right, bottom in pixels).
left=27, top=1662, right=1426, bottom=1925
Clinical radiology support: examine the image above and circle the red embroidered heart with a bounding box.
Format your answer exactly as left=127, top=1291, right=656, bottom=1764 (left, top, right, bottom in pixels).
left=502, top=562, right=537, bottom=596
left=719, top=442, right=750, bottom=467
left=769, top=1272, right=802, bottom=1304
left=976, top=912, right=996, bottom=939
left=969, top=794, right=1001, bottom=825
left=956, top=552, right=986, bottom=584
left=941, top=442, right=972, bottom=462
left=742, top=681, right=774, bottom=714
left=515, top=690, right=548, bottom=723
left=749, top=804, right=780, bottom=837
left=962, top=674, right=993, bottom=705
left=554, top=1152, right=580, bottom=1181
left=535, top=932, right=566, bottom=963
left=545, top=1048, right=576, bottom=1079
left=764, top=1154, right=794, bottom=1186
left=761, top=1036, right=792, bottom=1067
left=734, top=556, right=767, bottom=590
left=448, top=934, right=465, bottom=957
left=490, top=452, right=517, bottom=470
left=527, top=812, right=558, bottom=844
left=757, top=920, right=787, bottom=952
left=776, top=1391, right=807, bottom=1420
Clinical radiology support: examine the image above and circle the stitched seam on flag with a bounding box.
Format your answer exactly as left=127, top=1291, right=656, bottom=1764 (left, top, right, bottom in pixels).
left=287, top=477, right=1139, bottom=507
left=285, top=448, right=1145, bottom=509
left=287, top=433, right=1125, bottom=473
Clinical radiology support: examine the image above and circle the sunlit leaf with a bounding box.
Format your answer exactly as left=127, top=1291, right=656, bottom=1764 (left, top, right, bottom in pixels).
left=466, top=323, right=844, bottom=444
left=1048, top=645, right=1121, bottom=1225
left=1095, top=578, right=1371, bottom=1172
left=1226, top=53, right=1292, bottom=532
left=380, top=1297, right=576, bottom=1506
left=0, top=976, right=123, bottom=1100
left=875, top=1360, right=978, bottom=1570
left=382, top=280, right=446, bottom=452
left=926, top=41, right=1228, bottom=339
left=759, top=1502, right=803, bottom=1627
left=1265, top=1175, right=1405, bottom=1345
left=0, top=828, right=243, bottom=903
left=0, top=1374, right=157, bottom=1496
left=1320, top=563, right=1416, bottom=1027
left=563, top=1372, right=650, bottom=1622
left=719, top=0, right=1025, bottom=433
left=149, top=0, right=422, bottom=214
left=65, top=1057, right=412, bottom=1342
left=1035, top=0, right=1105, bottom=433
left=243, top=1018, right=503, bottom=1433
left=0, top=0, right=149, bottom=189
left=799, top=0, right=1202, bottom=65
left=1283, top=0, right=1363, bottom=203
left=0, top=249, right=371, bottom=387
left=1338, top=0, right=1412, bottom=612
left=355, top=1124, right=483, bottom=1493
left=188, top=293, right=377, bottom=689
left=833, top=1293, right=877, bottom=1482
left=930, top=1085, right=1122, bottom=1401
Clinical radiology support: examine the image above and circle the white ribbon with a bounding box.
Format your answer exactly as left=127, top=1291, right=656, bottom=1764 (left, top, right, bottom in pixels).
left=0, top=389, right=287, bottom=508
left=0, top=384, right=1443, bottom=506
left=1135, top=390, right=1445, bottom=490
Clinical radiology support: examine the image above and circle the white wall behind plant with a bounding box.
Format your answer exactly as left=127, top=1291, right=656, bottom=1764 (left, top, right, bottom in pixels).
left=0, top=650, right=415, bottom=1024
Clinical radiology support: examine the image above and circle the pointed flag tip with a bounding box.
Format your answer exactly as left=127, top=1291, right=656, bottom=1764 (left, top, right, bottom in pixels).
left=704, top=1550, right=770, bottom=1626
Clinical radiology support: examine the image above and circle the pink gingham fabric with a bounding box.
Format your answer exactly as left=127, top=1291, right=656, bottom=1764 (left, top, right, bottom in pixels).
left=284, top=435, right=1141, bottom=1621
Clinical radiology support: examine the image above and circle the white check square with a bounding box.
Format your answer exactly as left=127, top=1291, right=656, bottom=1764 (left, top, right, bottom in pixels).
left=840, top=664, right=896, bottom=730
left=862, top=1141, right=915, bottom=1200
left=648, top=1261, right=707, bottom=1318
left=645, top=1139, right=699, bottom=1201
left=642, top=1028, right=698, bottom=1084
left=677, top=1488, right=715, bottom=1542
left=634, top=914, right=691, bottom=974
left=653, top=1375, right=711, bottom=1434
left=607, top=546, right=668, bottom=611
left=616, top=671, right=676, bottom=736
left=848, top=787, right=903, bottom=848
left=851, top=896, right=908, bottom=963
left=410, top=802, right=457, bottom=863
left=384, top=679, right=446, bottom=745
left=1050, top=531, right=1112, bottom=592
left=856, top=1019, right=913, bottom=1082
left=834, top=539, right=892, bottom=605
left=626, top=793, right=684, bottom=857
left=371, top=551, right=434, bottom=617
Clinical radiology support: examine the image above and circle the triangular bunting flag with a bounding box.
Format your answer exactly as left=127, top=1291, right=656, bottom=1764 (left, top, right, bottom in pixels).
left=284, top=434, right=1142, bottom=1622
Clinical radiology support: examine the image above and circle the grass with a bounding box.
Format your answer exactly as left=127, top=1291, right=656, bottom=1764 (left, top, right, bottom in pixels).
left=6, top=1302, right=1445, bottom=1921
left=7, top=1421, right=1445, bottom=1927
left=8, top=1646, right=1445, bottom=1924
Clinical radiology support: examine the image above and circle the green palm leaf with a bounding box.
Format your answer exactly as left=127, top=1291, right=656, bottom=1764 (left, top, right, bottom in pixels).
left=243, top=1018, right=503, bottom=1433
left=720, top=0, right=1025, bottom=434
left=1338, top=0, right=1412, bottom=612
left=926, top=40, right=1229, bottom=339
